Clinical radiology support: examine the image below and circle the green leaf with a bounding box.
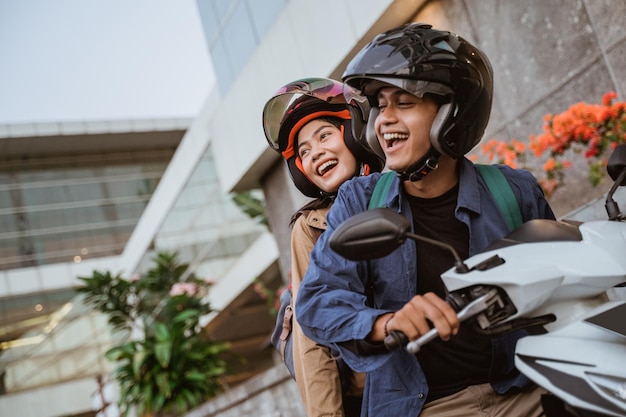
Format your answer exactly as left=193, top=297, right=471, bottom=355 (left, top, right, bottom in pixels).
left=142, top=384, right=153, bottom=411
left=132, top=350, right=146, bottom=379
left=136, top=402, right=146, bottom=417
left=154, top=341, right=172, bottom=368
left=181, top=388, right=198, bottom=407
left=172, top=309, right=199, bottom=323
left=184, top=370, right=206, bottom=382
left=153, top=391, right=166, bottom=412
left=174, top=394, right=188, bottom=414
left=155, top=372, right=171, bottom=397
left=154, top=322, right=170, bottom=342
left=231, top=190, right=268, bottom=225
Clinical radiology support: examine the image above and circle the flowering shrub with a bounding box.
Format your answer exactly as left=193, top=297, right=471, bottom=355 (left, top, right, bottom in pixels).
left=253, top=278, right=287, bottom=317
left=76, top=252, right=228, bottom=417
left=476, top=92, right=626, bottom=196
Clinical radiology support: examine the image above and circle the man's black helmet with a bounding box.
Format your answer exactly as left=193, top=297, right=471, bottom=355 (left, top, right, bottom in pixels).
left=262, top=77, right=383, bottom=197
left=342, top=23, right=494, bottom=160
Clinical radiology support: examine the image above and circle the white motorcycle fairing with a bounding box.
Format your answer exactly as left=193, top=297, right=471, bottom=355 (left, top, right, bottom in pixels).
left=516, top=301, right=626, bottom=417
left=439, top=220, right=626, bottom=416
left=441, top=220, right=626, bottom=325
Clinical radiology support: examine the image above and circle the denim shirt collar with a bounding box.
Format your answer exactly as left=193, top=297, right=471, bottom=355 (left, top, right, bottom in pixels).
left=382, top=158, right=481, bottom=216
left=457, top=158, right=482, bottom=215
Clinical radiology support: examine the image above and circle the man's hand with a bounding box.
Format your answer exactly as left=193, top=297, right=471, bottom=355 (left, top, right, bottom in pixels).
left=369, top=292, right=459, bottom=343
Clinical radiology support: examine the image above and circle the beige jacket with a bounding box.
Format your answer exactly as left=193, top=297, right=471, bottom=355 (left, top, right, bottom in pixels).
left=290, top=208, right=364, bottom=417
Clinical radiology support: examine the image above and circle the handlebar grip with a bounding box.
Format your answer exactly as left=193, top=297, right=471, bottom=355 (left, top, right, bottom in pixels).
left=384, top=330, right=409, bottom=350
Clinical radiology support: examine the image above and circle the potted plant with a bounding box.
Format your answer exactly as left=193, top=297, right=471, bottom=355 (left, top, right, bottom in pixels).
left=76, top=252, right=229, bottom=417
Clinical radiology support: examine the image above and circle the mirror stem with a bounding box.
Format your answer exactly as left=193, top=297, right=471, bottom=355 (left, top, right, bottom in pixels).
left=406, top=232, right=470, bottom=273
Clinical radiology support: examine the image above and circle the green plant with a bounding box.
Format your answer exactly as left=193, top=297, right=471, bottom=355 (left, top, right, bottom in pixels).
left=76, top=252, right=229, bottom=417
left=231, top=191, right=268, bottom=226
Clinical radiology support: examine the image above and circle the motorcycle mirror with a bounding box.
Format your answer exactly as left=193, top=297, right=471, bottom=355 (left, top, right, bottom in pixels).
left=330, top=208, right=471, bottom=273
left=329, top=208, right=409, bottom=261
left=605, top=144, right=626, bottom=220
left=607, top=144, right=626, bottom=185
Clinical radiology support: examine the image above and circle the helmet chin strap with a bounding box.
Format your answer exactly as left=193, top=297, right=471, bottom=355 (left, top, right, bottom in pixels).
left=397, top=147, right=440, bottom=182
left=398, top=102, right=450, bottom=182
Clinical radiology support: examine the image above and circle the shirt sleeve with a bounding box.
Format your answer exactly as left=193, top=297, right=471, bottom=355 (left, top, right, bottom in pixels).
left=296, top=180, right=395, bottom=373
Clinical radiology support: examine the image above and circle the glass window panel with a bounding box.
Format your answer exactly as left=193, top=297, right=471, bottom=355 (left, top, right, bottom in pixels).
left=246, top=0, right=285, bottom=40
left=222, top=2, right=257, bottom=78
left=210, top=0, right=232, bottom=21
left=0, top=213, right=18, bottom=233
left=0, top=172, right=10, bottom=186
left=211, top=39, right=235, bottom=94
left=0, top=189, right=15, bottom=209
left=187, top=155, right=214, bottom=184
left=0, top=148, right=173, bottom=270
left=196, top=0, right=219, bottom=47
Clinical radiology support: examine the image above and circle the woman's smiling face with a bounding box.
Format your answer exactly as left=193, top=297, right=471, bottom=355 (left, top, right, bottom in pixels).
left=297, top=118, right=357, bottom=194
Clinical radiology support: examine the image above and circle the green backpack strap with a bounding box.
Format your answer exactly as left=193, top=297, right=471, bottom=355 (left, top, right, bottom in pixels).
left=368, top=171, right=396, bottom=209
left=365, top=171, right=395, bottom=307
left=475, top=164, right=523, bottom=230
left=368, top=167, right=522, bottom=229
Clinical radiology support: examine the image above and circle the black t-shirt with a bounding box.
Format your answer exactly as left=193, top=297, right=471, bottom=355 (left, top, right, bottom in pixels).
left=406, top=183, right=492, bottom=403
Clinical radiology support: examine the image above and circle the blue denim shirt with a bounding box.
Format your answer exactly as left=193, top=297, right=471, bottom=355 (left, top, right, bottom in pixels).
left=296, top=158, right=556, bottom=416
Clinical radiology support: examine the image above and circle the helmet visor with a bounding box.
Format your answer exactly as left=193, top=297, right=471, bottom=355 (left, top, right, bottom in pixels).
left=262, top=78, right=347, bottom=151
left=344, top=76, right=453, bottom=103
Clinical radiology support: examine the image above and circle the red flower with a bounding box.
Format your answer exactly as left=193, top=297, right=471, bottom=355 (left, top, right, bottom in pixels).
left=475, top=91, right=625, bottom=196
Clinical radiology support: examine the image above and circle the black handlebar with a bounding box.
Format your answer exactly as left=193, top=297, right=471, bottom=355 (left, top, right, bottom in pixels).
left=384, top=330, right=409, bottom=350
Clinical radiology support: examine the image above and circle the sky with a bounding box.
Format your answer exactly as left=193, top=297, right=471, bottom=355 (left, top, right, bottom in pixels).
left=0, top=0, right=214, bottom=124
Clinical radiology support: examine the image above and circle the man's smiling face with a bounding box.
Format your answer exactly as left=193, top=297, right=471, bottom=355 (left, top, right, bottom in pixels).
left=374, top=87, right=439, bottom=173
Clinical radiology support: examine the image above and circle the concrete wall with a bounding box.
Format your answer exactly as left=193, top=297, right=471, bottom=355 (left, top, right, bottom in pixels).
left=434, top=0, right=626, bottom=218
left=185, top=364, right=305, bottom=417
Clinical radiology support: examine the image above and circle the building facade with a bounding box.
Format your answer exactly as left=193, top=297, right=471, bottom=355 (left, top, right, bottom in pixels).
left=2, top=0, right=626, bottom=416
left=0, top=118, right=190, bottom=416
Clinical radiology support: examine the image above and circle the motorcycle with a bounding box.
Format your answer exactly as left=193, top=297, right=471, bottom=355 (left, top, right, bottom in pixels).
left=328, top=145, right=626, bottom=417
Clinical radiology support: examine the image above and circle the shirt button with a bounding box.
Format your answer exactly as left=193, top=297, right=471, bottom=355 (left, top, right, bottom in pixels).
left=417, top=393, right=424, bottom=399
